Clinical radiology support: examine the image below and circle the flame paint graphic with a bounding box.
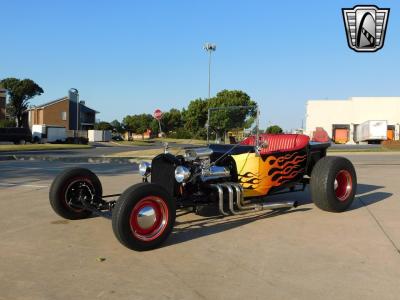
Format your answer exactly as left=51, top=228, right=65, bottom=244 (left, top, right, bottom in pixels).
left=237, top=151, right=307, bottom=191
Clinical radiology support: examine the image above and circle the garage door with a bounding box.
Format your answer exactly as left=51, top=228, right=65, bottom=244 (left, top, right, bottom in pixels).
left=334, top=128, right=349, bottom=144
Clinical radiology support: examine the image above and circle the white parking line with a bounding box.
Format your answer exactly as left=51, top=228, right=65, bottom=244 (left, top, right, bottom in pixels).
left=0, top=182, right=48, bottom=188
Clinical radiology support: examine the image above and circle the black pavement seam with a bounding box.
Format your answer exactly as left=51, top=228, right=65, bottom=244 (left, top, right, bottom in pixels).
left=358, top=196, right=400, bottom=255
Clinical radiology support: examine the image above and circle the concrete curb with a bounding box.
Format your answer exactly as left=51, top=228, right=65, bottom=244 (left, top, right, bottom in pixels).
left=0, top=155, right=153, bottom=164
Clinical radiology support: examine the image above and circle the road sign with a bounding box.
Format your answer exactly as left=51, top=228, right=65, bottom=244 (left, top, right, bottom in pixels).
left=153, top=109, right=163, bottom=120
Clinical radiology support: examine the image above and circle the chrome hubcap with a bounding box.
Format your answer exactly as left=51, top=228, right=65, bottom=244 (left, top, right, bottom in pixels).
left=137, top=206, right=157, bottom=229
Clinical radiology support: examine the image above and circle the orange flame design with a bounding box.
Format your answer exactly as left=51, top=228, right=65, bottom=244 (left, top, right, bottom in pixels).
left=237, top=152, right=307, bottom=191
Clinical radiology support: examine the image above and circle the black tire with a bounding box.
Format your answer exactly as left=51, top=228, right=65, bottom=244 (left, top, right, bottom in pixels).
left=49, top=168, right=102, bottom=219
left=112, top=183, right=176, bottom=251
left=310, top=156, right=357, bottom=212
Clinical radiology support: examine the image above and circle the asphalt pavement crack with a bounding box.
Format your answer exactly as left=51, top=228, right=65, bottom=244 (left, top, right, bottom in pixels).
left=358, top=196, right=400, bottom=255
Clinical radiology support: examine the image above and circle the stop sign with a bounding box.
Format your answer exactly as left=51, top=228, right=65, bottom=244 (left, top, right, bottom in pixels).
left=153, top=109, right=163, bottom=120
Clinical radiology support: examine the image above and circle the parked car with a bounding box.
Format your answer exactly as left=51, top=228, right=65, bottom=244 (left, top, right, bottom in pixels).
left=49, top=133, right=357, bottom=251
left=112, top=134, right=124, bottom=141
left=0, top=127, right=32, bottom=144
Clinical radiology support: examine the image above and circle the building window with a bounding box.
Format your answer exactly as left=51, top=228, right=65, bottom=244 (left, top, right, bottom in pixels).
left=61, top=111, right=67, bottom=121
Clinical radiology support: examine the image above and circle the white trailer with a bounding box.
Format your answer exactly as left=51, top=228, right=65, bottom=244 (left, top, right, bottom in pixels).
left=88, top=130, right=111, bottom=142
left=356, top=120, right=387, bottom=143
left=32, top=125, right=67, bottom=143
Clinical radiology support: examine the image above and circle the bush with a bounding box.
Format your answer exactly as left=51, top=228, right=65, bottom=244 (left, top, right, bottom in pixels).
left=167, top=128, right=193, bottom=139
left=65, top=137, right=88, bottom=144
left=0, top=119, right=17, bottom=128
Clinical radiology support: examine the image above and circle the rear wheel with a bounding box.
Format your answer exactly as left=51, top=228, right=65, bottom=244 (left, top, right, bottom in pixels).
left=112, top=183, right=175, bottom=251
left=49, top=168, right=102, bottom=219
left=310, top=156, right=357, bottom=212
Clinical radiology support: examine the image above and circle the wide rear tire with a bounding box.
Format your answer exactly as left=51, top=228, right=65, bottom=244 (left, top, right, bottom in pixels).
left=49, top=168, right=103, bottom=219
left=112, top=183, right=176, bottom=251
left=310, top=156, right=357, bottom=212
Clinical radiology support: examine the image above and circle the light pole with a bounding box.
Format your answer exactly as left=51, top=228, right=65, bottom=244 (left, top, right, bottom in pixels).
left=203, top=42, right=216, bottom=99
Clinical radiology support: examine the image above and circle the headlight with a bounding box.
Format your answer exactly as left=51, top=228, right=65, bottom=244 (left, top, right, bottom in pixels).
left=175, top=166, right=191, bottom=183
left=139, top=161, right=151, bottom=176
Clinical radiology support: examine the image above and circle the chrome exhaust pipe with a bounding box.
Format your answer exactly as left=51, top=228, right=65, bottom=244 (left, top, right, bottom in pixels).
left=210, top=183, right=298, bottom=216
left=230, top=183, right=256, bottom=212
left=220, top=183, right=235, bottom=214
left=209, top=184, right=228, bottom=216
left=255, top=201, right=298, bottom=211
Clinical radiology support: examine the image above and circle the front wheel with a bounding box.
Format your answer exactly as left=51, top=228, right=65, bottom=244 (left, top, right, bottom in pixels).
left=112, top=183, right=175, bottom=251
left=310, top=156, right=357, bottom=212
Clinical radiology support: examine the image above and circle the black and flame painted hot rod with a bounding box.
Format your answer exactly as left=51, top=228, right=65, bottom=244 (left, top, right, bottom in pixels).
left=49, top=132, right=357, bottom=251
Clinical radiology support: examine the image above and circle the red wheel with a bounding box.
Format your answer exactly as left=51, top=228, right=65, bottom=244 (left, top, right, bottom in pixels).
left=129, top=196, right=169, bottom=242
left=112, top=183, right=175, bottom=251
left=334, top=170, right=353, bottom=201
left=310, top=156, right=357, bottom=212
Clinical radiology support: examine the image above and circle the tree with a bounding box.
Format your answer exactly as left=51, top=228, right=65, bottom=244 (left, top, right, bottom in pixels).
left=0, top=78, right=43, bottom=127
left=94, top=121, right=113, bottom=130
left=182, top=90, right=257, bottom=139
left=182, top=99, right=208, bottom=139
left=207, top=90, right=257, bottom=139
left=161, top=108, right=182, bottom=133
left=123, top=114, right=153, bottom=134
left=266, top=125, right=283, bottom=134
left=110, top=119, right=123, bottom=133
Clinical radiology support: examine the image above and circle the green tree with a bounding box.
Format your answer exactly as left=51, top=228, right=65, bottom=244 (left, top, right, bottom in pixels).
left=94, top=121, right=113, bottom=130
left=110, top=119, right=123, bottom=133
left=182, top=90, right=257, bottom=139
left=208, top=90, right=257, bottom=138
left=123, top=114, right=153, bottom=134
left=182, top=99, right=208, bottom=139
left=0, top=78, right=44, bottom=127
left=266, top=125, right=283, bottom=134
left=149, top=119, right=160, bottom=135
left=161, top=108, right=182, bottom=133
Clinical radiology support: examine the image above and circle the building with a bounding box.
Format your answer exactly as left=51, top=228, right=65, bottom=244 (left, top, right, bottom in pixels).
left=26, top=94, right=99, bottom=130
left=306, top=97, right=400, bottom=144
left=0, top=89, right=6, bottom=121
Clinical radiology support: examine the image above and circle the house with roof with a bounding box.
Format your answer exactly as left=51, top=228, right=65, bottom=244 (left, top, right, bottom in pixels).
left=26, top=92, right=99, bottom=130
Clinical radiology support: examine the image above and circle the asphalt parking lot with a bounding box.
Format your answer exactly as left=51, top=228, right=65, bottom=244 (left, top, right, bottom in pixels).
left=1, top=153, right=400, bottom=300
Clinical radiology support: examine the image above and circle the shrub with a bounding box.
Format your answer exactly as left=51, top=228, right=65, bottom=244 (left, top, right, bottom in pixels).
left=0, top=119, right=17, bottom=128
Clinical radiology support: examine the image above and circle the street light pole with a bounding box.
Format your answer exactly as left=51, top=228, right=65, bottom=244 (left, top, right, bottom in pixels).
left=203, top=42, right=216, bottom=99
left=204, top=42, right=216, bottom=143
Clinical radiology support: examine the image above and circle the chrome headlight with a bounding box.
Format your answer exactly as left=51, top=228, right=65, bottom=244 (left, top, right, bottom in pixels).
left=174, top=166, right=191, bottom=183
left=139, top=161, right=151, bottom=176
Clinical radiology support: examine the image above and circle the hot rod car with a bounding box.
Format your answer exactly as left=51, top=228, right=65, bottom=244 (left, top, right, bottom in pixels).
left=49, top=133, right=357, bottom=251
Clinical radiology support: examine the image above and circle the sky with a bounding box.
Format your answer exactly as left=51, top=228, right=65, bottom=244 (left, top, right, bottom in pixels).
left=1, top=0, right=399, bottom=130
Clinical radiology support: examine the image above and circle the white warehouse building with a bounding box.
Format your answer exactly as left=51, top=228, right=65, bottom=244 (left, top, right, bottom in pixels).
left=305, top=97, right=400, bottom=144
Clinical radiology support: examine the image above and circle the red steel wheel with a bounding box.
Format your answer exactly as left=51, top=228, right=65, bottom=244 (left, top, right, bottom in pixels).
left=112, top=183, right=176, bottom=251
left=310, top=156, right=357, bottom=212
left=129, top=196, right=169, bottom=242
left=334, top=170, right=353, bottom=202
